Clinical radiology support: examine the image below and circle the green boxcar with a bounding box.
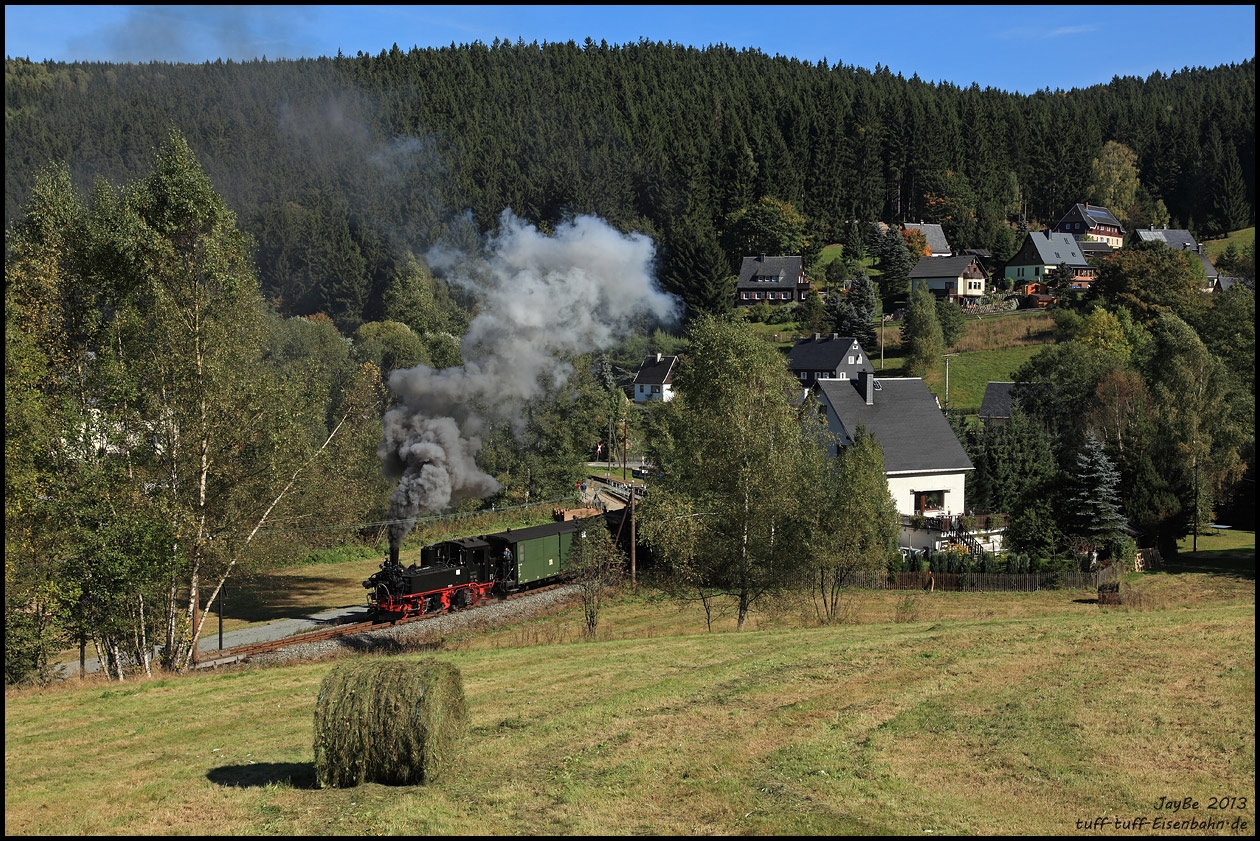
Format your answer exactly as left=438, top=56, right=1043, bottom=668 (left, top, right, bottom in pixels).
left=489, top=520, right=583, bottom=589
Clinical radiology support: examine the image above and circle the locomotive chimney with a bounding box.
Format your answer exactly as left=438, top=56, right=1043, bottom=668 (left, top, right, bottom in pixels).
left=390, top=542, right=399, bottom=566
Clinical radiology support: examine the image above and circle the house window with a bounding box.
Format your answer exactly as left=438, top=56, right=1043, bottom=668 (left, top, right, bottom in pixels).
left=838, top=371, right=846, bottom=380
left=638, top=385, right=644, bottom=394
left=799, top=371, right=808, bottom=381
left=651, top=385, right=660, bottom=394
left=820, top=371, right=830, bottom=379
left=914, top=490, right=945, bottom=513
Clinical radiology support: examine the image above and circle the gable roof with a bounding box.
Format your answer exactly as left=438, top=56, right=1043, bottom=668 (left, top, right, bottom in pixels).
left=786, top=335, right=872, bottom=373
left=1059, top=203, right=1124, bottom=230
left=1018, top=231, right=1091, bottom=268
left=909, top=254, right=983, bottom=279
left=814, top=377, right=973, bottom=474
left=632, top=354, right=677, bottom=386
left=736, top=255, right=804, bottom=291
left=979, top=382, right=1016, bottom=421
left=1133, top=228, right=1199, bottom=251
left=903, top=222, right=952, bottom=256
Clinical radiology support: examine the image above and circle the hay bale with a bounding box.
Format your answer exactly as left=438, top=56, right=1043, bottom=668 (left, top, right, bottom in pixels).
left=313, top=657, right=466, bottom=788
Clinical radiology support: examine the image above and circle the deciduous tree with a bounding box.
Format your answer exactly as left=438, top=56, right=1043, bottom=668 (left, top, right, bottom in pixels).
left=638, top=315, right=823, bottom=629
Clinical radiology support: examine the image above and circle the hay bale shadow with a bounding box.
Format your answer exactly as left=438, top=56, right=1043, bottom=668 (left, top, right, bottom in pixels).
left=207, top=761, right=317, bottom=789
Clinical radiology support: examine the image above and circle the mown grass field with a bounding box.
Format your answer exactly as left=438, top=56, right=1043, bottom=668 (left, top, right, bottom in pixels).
left=8, top=542, right=1254, bottom=836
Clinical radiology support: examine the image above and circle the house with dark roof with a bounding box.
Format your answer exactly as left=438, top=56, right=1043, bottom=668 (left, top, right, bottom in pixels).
left=903, top=222, right=952, bottom=257
left=813, top=373, right=974, bottom=519
left=786, top=334, right=873, bottom=390
left=1077, top=240, right=1114, bottom=261
left=1004, top=231, right=1096, bottom=290
left=909, top=255, right=987, bottom=303
left=1131, top=227, right=1200, bottom=251
left=631, top=353, right=678, bottom=403
left=1053, top=203, right=1125, bottom=248
left=1213, top=276, right=1246, bottom=293
left=979, top=382, right=1016, bottom=427
left=1131, top=228, right=1220, bottom=288
left=736, top=254, right=809, bottom=307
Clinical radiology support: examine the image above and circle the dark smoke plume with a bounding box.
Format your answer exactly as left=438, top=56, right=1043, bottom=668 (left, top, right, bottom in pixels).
left=380, top=211, right=681, bottom=546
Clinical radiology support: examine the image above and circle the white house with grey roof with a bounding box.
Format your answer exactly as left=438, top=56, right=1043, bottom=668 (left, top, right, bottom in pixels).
left=632, top=353, right=678, bottom=402
left=813, top=373, right=974, bottom=519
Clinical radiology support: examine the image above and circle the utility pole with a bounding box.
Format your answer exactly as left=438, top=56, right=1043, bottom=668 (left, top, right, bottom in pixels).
left=1193, top=447, right=1199, bottom=552
left=880, top=314, right=886, bottom=369
left=621, top=410, right=635, bottom=587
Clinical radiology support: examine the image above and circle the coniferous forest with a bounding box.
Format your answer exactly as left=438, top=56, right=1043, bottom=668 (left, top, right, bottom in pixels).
left=5, top=43, right=1255, bottom=331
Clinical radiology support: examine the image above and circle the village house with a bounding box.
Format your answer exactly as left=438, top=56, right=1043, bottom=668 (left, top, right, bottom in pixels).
left=909, top=254, right=987, bottom=303
left=903, top=222, right=952, bottom=257
left=1004, top=231, right=1096, bottom=290
left=813, top=373, right=972, bottom=518
left=785, top=334, right=873, bottom=390
left=631, top=353, right=678, bottom=403
left=978, top=382, right=1017, bottom=427
left=813, top=373, right=993, bottom=555
left=1052, top=202, right=1125, bottom=248
left=1131, top=227, right=1220, bottom=290
left=735, top=254, right=809, bottom=307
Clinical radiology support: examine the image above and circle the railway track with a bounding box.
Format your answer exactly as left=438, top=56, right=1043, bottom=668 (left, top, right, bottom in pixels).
left=193, top=583, right=570, bottom=669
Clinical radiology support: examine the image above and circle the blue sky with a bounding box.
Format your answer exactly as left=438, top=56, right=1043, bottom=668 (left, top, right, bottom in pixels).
left=4, top=5, right=1254, bottom=95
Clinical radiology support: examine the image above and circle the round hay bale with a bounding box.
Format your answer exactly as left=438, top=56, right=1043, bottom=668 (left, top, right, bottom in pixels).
left=313, top=657, right=466, bottom=788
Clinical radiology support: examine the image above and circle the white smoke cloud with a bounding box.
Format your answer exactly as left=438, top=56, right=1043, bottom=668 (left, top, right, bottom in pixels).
left=379, top=211, right=681, bottom=544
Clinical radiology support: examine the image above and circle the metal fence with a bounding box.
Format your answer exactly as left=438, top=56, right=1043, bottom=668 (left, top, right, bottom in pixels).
left=839, top=570, right=1103, bottom=592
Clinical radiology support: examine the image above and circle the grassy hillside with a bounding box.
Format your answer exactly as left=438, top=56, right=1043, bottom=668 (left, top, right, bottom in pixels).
left=8, top=548, right=1253, bottom=836
left=1203, top=226, right=1255, bottom=261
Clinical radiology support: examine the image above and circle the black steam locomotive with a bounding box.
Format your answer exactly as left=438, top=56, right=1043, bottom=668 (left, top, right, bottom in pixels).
left=363, top=518, right=596, bottom=619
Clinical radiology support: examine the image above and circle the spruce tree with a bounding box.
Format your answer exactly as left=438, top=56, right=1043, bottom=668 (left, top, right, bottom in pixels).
left=831, top=273, right=877, bottom=349
left=1065, top=430, right=1128, bottom=553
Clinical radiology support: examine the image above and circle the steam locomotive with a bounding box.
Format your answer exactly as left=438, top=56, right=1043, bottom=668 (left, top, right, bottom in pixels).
left=363, top=517, right=605, bottom=619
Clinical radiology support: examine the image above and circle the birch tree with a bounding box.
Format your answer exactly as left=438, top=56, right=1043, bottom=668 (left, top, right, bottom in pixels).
left=638, top=315, right=824, bottom=630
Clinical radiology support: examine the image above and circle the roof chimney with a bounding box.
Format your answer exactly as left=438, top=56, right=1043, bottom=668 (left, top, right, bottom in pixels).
left=655, top=352, right=662, bottom=363
left=858, top=370, right=875, bottom=405
left=813, top=333, right=821, bottom=341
